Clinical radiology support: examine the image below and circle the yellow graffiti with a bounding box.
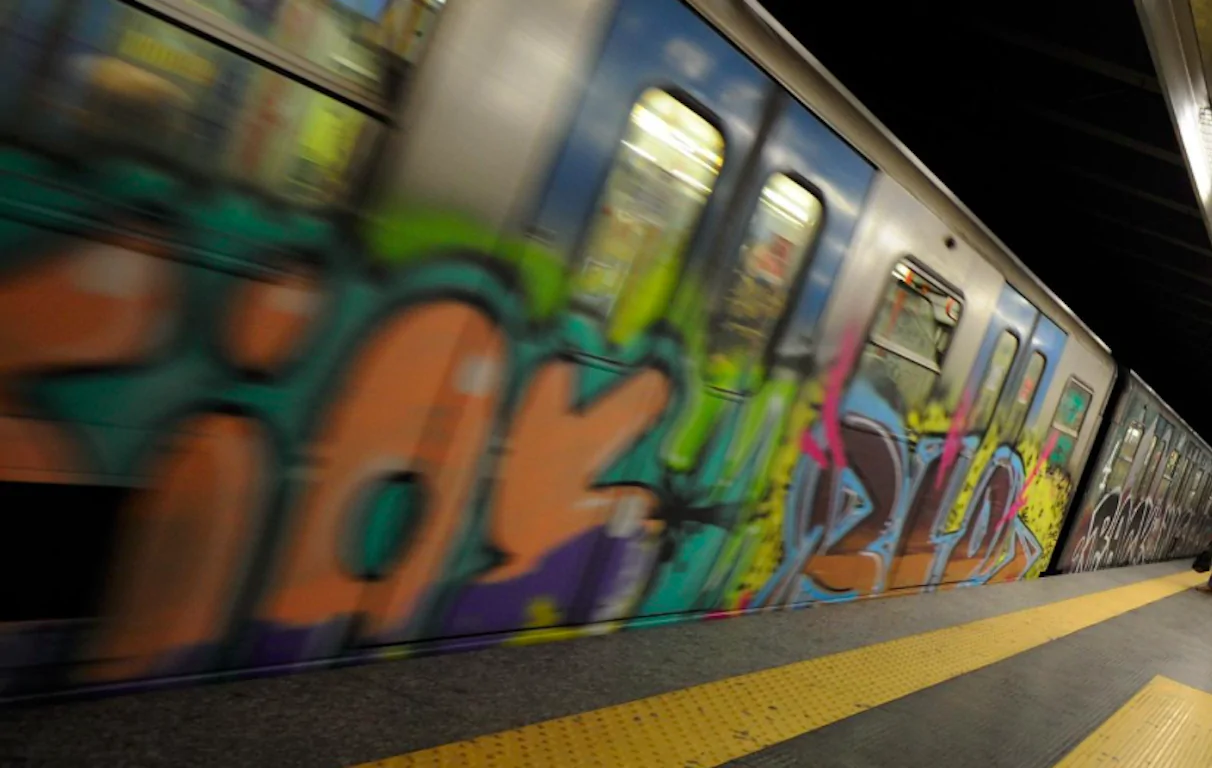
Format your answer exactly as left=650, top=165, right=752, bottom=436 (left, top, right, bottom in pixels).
left=1014, top=434, right=1072, bottom=579
left=725, top=379, right=825, bottom=607
left=906, top=400, right=953, bottom=436
left=944, top=423, right=1002, bottom=534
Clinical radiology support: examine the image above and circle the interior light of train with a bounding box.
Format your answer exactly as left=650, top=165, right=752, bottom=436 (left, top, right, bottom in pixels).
left=630, top=104, right=723, bottom=170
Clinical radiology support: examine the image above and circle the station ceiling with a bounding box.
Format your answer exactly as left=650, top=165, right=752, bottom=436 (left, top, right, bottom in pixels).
left=768, top=0, right=1212, bottom=436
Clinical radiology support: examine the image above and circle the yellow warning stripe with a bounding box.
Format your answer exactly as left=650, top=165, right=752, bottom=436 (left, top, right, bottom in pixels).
left=356, top=571, right=1205, bottom=768
left=1055, top=675, right=1212, bottom=766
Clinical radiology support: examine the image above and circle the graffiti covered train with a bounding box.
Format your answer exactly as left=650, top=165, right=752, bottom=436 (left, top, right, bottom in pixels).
left=1, top=0, right=1210, bottom=699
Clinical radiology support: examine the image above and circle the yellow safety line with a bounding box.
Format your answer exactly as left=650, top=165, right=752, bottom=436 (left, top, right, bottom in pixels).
left=1055, top=675, right=1212, bottom=767
left=355, top=570, right=1206, bottom=768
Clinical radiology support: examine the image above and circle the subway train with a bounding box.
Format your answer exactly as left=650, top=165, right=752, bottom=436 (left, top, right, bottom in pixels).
left=1, top=0, right=1209, bottom=700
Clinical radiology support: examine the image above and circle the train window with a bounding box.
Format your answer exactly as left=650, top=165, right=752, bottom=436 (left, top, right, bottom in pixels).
left=572, top=89, right=724, bottom=342
left=706, top=173, right=823, bottom=391
left=1158, top=449, right=1184, bottom=502
left=857, top=261, right=962, bottom=411
left=1171, top=455, right=1193, bottom=504
left=140, top=0, right=443, bottom=89
left=1004, top=351, right=1045, bottom=442
left=969, top=331, right=1018, bottom=432
left=1045, top=377, right=1094, bottom=467
left=1191, top=468, right=1209, bottom=507
left=7, top=0, right=406, bottom=208
left=1163, top=447, right=1181, bottom=479
left=1106, top=420, right=1144, bottom=490
left=1184, top=467, right=1202, bottom=505
left=1139, top=424, right=1169, bottom=495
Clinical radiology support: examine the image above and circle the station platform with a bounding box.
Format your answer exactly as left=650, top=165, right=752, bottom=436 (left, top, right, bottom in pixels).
left=5, top=561, right=1212, bottom=767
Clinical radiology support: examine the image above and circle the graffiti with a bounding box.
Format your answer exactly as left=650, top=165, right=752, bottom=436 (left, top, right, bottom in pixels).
left=0, top=150, right=1079, bottom=698
left=751, top=356, right=1059, bottom=608
left=1066, top=484, right=1209, bottom=573
left=1061, top=389, right=1212, bottom=574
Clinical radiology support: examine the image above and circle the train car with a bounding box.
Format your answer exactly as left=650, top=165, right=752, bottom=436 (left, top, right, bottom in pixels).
left=1054, top=371, right=1212, bottom=573
left=0, top=0, right=1203, bottom=700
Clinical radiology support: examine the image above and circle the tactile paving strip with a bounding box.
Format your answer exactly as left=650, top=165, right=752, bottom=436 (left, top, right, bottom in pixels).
left=354, top=571, right=1205, bottom=768
left=1054, top=675, right=1212, bottom=767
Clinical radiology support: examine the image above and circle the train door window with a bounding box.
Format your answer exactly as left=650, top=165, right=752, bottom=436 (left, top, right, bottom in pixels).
left=572, top=89, right=724, bottom=342
left=1045, top=377, right=1094, bottom=467
left=1004, top=351, right=1045, bottom=442
left=857, top=261, right=962, bottom=412
left=969, top=331, right=1019, bottom=432
left=1106, top=420, right=1144, bottom=490
left=706, top=173, right=823, bottom=391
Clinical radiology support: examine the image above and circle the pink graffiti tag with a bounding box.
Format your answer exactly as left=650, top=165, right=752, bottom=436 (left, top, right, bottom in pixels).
left=800, top=430, right=828, bottom=466
left=799, top=328, right=862, bottom=469
left=936, top=387, right=974, bottom=490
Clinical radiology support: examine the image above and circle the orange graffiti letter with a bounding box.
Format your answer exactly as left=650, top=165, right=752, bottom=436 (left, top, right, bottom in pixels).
left=482, top=362, right=671, bottom=584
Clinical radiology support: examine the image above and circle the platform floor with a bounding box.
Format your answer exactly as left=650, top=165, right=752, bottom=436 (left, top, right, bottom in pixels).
left=4, top=561, right=1212, bottom=767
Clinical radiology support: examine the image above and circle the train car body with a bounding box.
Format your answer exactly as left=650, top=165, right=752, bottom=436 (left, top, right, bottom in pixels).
left=0, top=0, right=1203, bottom=699
left=1056, top=371, right=1212, bottom=573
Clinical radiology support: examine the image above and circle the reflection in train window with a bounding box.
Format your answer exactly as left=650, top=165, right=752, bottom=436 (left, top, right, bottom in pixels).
left=706, top=173, right=823, bottom=391
left=1004, top=351, right=1045, bottom=442
left=969, top=331, right=1018, bottom=432
left=573, top=89, right=724, bottom=344
left=1106, top=420, right=1144, bottom=491
left=857, top=261, right=962, bottom=412
left=1046, top=377, right=1094, bottom=468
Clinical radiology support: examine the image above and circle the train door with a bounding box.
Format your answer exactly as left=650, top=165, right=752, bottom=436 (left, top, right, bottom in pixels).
left=932, top=308, right=1065, bottom=586
left=638, top=92, right=876, bottom=616
left=886, top=283, right=1037, bottom=590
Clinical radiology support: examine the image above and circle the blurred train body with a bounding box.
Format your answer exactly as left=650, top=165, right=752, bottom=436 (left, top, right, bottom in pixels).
left=1, top=0, right=1209, bottom=699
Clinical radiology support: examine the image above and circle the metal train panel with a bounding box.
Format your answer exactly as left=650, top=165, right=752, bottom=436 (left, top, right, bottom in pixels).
left=383, top=0, right=618, bottom=233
